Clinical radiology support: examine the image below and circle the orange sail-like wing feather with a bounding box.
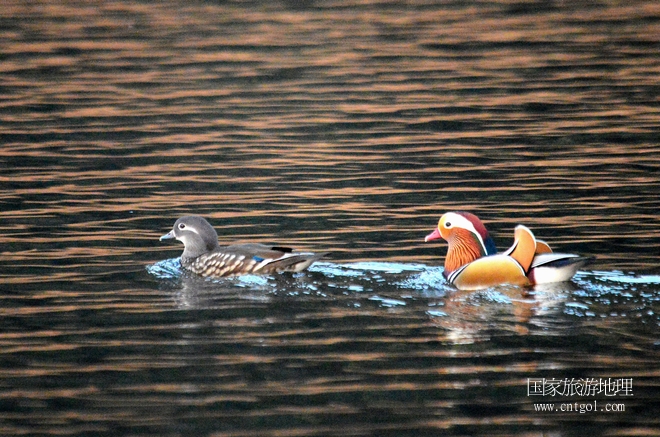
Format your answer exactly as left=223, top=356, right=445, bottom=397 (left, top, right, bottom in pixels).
left=505, top=225, right=537, bottom=273
left=535, top=239, right=553, bottom=254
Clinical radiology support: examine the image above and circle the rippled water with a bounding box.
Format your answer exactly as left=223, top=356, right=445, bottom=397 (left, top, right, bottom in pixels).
left=1, top=0, right=659, bottom=436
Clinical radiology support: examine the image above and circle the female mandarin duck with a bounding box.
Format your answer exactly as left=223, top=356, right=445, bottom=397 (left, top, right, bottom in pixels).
left=424, top=212, right=593, bottom=290
left=160, top=215, right=328, bottom=277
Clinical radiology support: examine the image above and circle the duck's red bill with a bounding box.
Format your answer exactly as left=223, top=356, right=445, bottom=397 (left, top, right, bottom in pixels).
left=424, top=228, right=441, bottom=242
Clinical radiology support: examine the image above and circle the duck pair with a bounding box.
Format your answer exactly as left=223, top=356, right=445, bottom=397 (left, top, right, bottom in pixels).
left=160, top=213, right=592, bottom=290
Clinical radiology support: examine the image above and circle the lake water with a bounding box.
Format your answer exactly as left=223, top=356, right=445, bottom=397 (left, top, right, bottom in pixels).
left=1, top=0, right=659, bottom=436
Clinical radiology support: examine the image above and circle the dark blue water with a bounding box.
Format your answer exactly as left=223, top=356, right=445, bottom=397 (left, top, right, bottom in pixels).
left=1, top=0, right=659, bottom=435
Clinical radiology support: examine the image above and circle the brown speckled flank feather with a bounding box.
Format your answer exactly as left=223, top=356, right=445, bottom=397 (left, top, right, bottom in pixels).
left=184, top=244, right=328, bottom=277
left=160, top=216, right=328, bottom=277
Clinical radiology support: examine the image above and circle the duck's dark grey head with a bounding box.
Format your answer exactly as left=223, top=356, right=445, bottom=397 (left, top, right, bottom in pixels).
left=160, top=215, right=219, bottom=259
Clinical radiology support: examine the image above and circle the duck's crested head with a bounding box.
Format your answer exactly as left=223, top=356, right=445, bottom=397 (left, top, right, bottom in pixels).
left=440, top=212, right=489, bottom=243
left=426, top=212, right=491, bottom=246
left=425, top=211, right=498, bottom=274
left=160, top=215, right=219, bottom=259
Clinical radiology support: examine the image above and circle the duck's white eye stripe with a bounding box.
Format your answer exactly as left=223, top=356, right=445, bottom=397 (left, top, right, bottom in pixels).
left=177, top=222, right=200, bottom=235
left=444, top=213, right=486, bottom=252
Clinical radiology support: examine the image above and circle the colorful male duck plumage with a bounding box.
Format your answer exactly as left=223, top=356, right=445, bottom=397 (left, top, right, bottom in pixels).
left=160, top=215, right=328, bottom=277
left=425, top=212, right=593, bottom=290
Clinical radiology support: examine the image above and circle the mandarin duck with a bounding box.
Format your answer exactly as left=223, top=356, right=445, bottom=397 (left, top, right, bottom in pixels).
left=160, top=215, right=328, bottom=277
left=424, top=212, right=593, bottom=290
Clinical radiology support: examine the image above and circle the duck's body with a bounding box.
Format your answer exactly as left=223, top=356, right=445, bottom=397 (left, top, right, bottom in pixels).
left=160, top=216, right=327, bottom=277
left=425, top=212, right=592, bottom=290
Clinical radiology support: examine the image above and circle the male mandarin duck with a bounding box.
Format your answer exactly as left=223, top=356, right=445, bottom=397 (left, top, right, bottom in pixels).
left=160, top=215, right=328, bottom=277
left=424, top=212, right=593, bottom=290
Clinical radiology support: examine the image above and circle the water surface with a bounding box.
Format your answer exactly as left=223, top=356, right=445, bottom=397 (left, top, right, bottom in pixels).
left=1, top=0, right=659, bottom=436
